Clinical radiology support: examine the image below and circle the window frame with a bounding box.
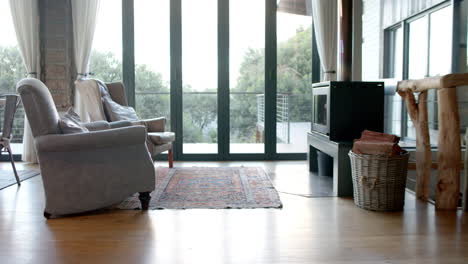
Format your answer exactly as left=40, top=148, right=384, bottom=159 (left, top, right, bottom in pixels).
left=118, top=0, right=318, bottom=161
left=383, top=0, right=454, bottom=142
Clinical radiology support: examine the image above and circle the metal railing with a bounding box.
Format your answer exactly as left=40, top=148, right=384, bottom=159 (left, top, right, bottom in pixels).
left=256, top=93, right=291, bottom=144
left=135, top=91, right=310, bottom=145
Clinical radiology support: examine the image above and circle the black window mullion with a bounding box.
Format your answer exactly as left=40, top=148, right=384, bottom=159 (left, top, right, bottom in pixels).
left=265, top=0, right=277, bottom=159
left=170, top=0, right=183, bottom=159
left=122, top=0, right=135, bottom=107
left=218, top=0, right=229, bottom=159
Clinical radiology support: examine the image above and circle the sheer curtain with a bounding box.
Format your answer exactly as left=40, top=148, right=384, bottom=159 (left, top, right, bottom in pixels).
left=71, top=0, right=100, bottom=121
left=311, top=0, right=337, bottom=81
left=9, top=0, right=40, bottom=163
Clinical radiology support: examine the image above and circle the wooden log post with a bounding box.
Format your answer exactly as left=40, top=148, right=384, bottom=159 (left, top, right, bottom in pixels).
left=397, top=73, right=468, bottom=210
left=436, top=88, right=461, bottom=210
left=464, top=128, right=468, bottom=212
left=398, top=90, right=431, bottom=201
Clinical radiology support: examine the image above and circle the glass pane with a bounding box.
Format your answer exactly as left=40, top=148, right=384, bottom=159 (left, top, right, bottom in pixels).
left=90, top=0, right=122, bottom=82
left=277, top=12, right=312, bottom=153
left=406, top=16, right=428, bottom=141
left=314, top=95, right=327, bottom=126
left=394, top=27, right=404, bottom=80
left=134, top=0, right=170, bottom=131
left=182, top=0, right=217, bottom=154
left=429, top=7, right=452, bottom=76
left=385, top=27, right=403, bottom=137
left=408, top=16, right=428, bottom=79
left=230, top=0, right=265, bottom=154
left=0, top=0, right=26, bottom=144
left=427, top=7, right=452, bottom=146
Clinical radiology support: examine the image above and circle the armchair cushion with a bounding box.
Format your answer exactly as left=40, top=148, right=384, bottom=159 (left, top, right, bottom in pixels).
left=83, top=121, right=111, bottom=131
left=59, top=108, right=89, bottom=134
left=148, top=132, right=175, bottom=145
left=110, top=120, right=133, bottom=128
left=36, top=126, right=147, bottom=152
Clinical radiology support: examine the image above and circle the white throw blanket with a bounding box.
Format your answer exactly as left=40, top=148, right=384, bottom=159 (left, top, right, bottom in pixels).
left=74, top=79, right=107, bottom=122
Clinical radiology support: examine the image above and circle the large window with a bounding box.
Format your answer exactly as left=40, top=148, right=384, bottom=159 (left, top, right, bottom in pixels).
left=385, top=4, right=453, bottom=144
left=384, top=26, right=403, bottom=136
left=229, top=0, right=265, bottom=154
left=0, top=0, right=26, bottom=145
left=134, top=0, right=171, bottom=130
left=89, top=0, right=122, bottom=82
left=181, top=0, right=218, bottom=154
left=276, top=11, right=312, bottom=153
left=100, top=0, right=313, bottom=160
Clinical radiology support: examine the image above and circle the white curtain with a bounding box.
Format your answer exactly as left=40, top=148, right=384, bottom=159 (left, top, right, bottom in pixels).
left=71, top=0, right=100, bottom=120
left=9, top=0, right=40, bottom=163
left=311, top=0, right=337, bottom=81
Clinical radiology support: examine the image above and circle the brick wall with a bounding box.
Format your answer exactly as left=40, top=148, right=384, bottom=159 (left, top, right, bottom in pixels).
left=39, top=0, right=75, bottom=111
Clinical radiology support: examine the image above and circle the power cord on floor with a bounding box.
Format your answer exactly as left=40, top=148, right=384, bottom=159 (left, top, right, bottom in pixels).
left=277, top=191, right=319, bottom=198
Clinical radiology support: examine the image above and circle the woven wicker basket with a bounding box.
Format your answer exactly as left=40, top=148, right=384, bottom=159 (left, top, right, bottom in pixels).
left=349, top=151, right=409, bottom=211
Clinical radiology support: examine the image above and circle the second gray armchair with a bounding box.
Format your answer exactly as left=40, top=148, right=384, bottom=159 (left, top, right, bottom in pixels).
left=75, top=79, right=175, bottom=167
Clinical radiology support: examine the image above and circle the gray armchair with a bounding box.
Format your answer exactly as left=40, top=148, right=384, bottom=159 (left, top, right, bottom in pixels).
left=17, top=78, right=155, bottom=218
left=75, top=79, right=175, bottom=167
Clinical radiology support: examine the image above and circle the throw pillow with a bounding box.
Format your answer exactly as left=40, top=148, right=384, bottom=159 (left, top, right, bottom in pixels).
left=97, top=80, right=139, bottom=122
left=59, top=108, right=89, bottom=134
left=102, top=96, right=139, bottom=122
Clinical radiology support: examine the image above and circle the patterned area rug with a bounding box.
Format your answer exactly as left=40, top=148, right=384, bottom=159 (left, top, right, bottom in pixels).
left=117, top=167, right=282, bottom=210
left=0, top=170, right=40, bottom=190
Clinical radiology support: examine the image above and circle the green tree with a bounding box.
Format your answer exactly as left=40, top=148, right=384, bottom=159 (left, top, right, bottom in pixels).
left=230, top=26, right=312, bottom=143
left=0, top=46, right=27, bottom=143
left=86, top=25, right=312, bottom=145
left=89, top=50, right=123, bottom=82
left=0, top=46, right=26, bottom=93
left=277, top=26, right=312, bottom=123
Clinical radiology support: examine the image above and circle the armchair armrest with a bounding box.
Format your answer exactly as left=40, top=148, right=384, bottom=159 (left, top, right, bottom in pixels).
left=35, top=126, right=147, bottom=152
left=109, top=120, right=133, bottom=128
left=143, top=117, right=166, bottom=132
left=83, top=121, right=110, bottom=131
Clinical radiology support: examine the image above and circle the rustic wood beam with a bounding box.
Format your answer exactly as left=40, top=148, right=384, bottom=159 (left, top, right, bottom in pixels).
left=397, top=73, right=465, bottom=210
left=464, top=128, right=468, bottom=212
left=436, top=88, right=461, bottom=210
left=397, top=73, right=468, bottom=93
left=397, top=91, right=431, bottom=201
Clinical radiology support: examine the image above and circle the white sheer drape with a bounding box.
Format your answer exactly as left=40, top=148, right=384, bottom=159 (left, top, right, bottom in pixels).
left=71, top=0, right=100, bottom=121
left=311, top=0, right=337, bottom=81
left=9, top=0, right=40, bottom=163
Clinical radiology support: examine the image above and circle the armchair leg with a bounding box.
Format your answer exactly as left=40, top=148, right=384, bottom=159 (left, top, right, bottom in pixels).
left=139, top=192, right=151, bottom=210
left=7, top=146, right=20, bottom=186
left=168, top=149, right=174, bottom=168
left=44, top=211, right=52, bottom=219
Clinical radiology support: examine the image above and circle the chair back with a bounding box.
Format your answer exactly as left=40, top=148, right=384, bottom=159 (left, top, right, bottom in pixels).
left=1, top=94, right=21, bottom=140
left=105, top=81, right=129, bottom=106
left=16, top=78, right=60, bottom=137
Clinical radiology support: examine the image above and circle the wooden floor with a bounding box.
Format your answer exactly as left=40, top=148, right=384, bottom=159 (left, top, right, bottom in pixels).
left=0, top=161, right=467, bottom=264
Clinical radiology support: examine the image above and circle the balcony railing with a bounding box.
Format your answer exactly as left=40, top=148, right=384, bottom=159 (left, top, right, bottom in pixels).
left=256, top=93, right=291, bottom=144
left=135, top=91, right=310, bottom=146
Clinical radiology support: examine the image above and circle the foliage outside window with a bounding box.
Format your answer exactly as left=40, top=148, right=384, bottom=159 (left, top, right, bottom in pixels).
left=0, top=0, right=26, bottom=143
left=89, top=1, right=314, bottom=155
